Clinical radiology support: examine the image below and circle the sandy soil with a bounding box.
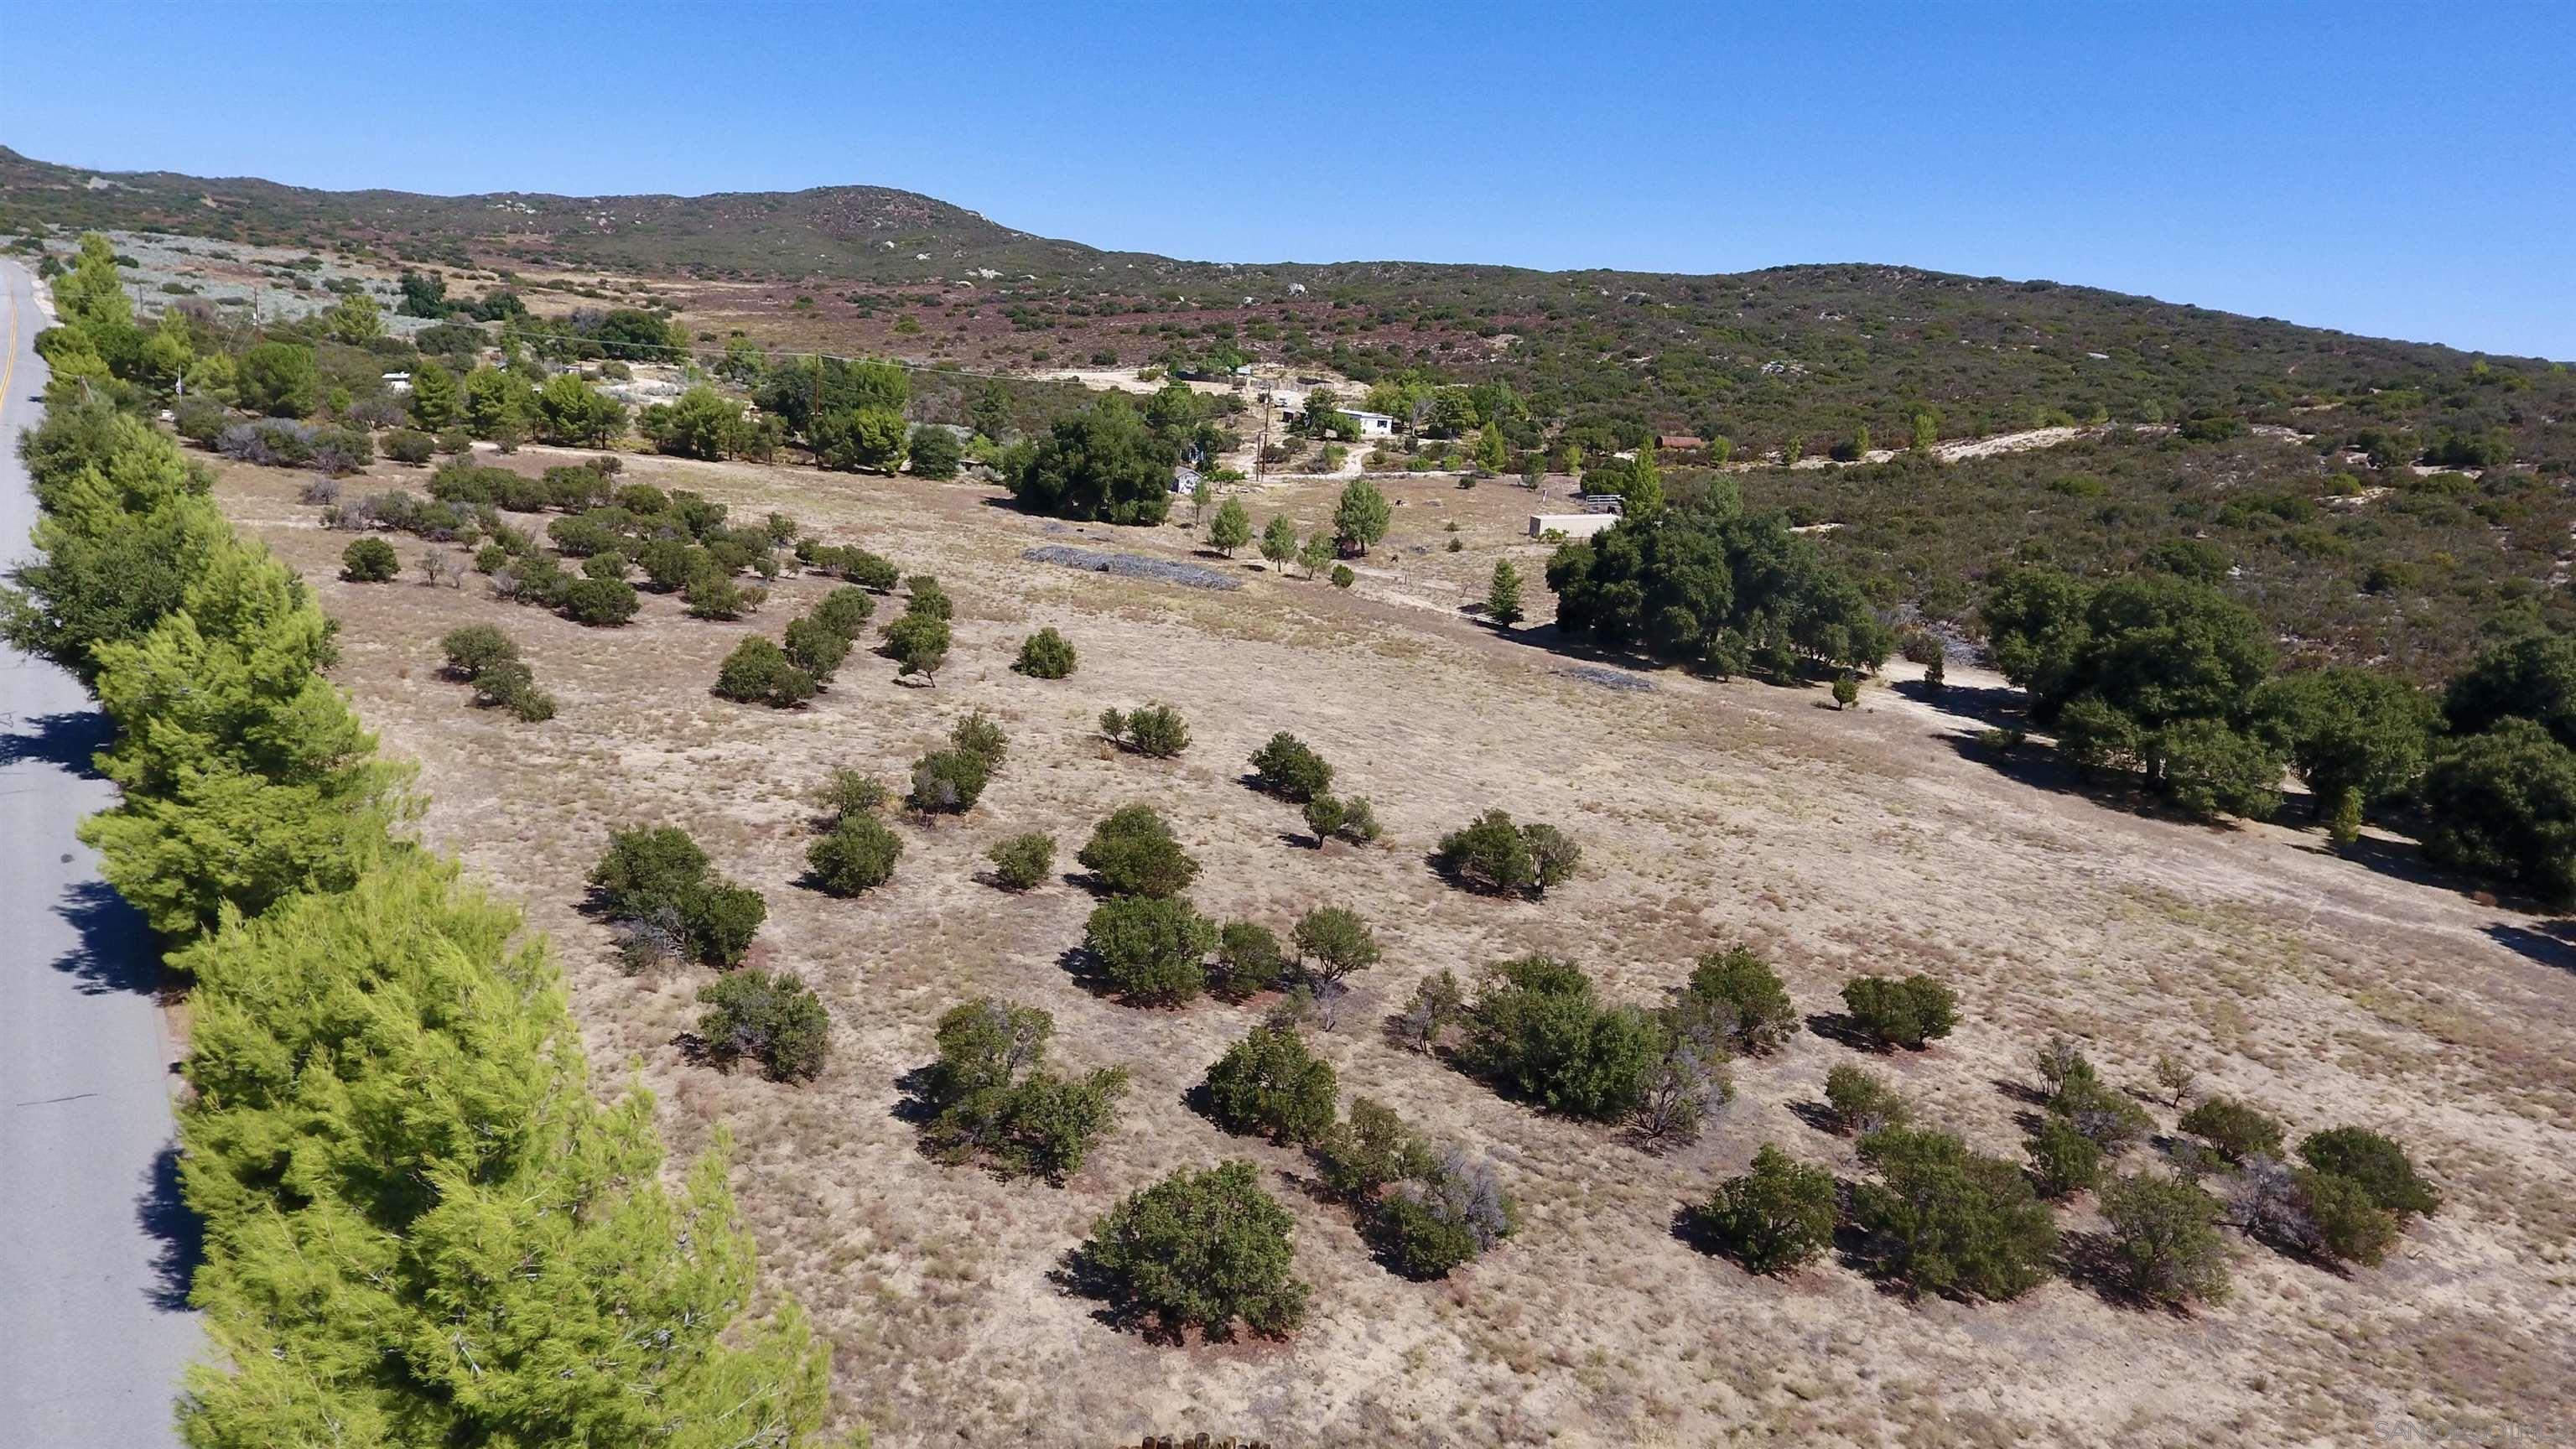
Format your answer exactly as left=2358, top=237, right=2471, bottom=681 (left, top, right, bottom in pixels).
left=210, top=447, right=2576, bottom=1449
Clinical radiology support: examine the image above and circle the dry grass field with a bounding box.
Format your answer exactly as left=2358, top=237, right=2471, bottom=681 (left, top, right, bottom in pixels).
left=209, top=449, right=2576, bottom=1449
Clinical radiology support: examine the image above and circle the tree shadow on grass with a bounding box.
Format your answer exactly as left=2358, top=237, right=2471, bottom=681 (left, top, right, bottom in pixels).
left=1803, top=1011, right=1882, bottom=1052
left=137, top=1140, right=203, bottom=1313
left=0, top=708, right=114, bottom=776
left=1888, top=678, right=2027, bottom=734
left=1785, top=1098, right=1846, bottom=1136
left=1047, top=1248, right=1176, bottom=1344
left=49, top=877, right=162, bottom=999
left=2484, top=920, right=2576, bottom=976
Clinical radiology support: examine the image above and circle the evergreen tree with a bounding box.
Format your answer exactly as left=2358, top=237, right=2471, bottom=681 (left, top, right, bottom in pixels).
left=407, top=358, right=462, bottom=431
left=1208, top=496, right=1252, bottom=555
left=1488, top=558, right=1524, bottom=626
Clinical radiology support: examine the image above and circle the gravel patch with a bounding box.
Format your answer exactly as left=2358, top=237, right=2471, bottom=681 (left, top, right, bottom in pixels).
left=1021, top=545, right=1241, bottom=591
left=1557, top=664, right=1656, bottom=693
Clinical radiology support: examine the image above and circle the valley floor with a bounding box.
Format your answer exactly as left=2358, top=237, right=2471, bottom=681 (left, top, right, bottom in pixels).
left=212, top=448, right=2576, bottom=1448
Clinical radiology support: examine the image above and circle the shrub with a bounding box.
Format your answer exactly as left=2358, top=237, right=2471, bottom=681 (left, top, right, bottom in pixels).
left=1390, top=969, right=1465, bottom=1052
left=1851, top=1127, right=2059, bottom=1300
left=907, top=750, right=990, bottom=813
left=561, top=576, right=639, bottom=626
left=1671, top=947, right=1798, bottom=1055
left=1699, top=1144, right=1838, bottom=1275
left=383, top=428, right=435, bottom=465
left=813, top=584, right=875, bottom=638
left=340, top=537, right=400, bottom=582
left=1083, top=896, right=1216, bottom=1004
left=1432, top=808, right=1578, bottom=896
left=683, top=569, right=761, bottom=622
left=1822, top=1063, right=1909, bottom=1135
left=2298, top=1128, right=2439, bottom=1218
left=2025, top=1116, right=2103, bottom=1199
left=1291, top=906, right=1380, bottom=986
left=816, top=767, right=889, bottom=823
left=950, top=710, right=1007, bottom=768
left=922, top=999, right=1128, bottom=1182
left=1372, top=1150, right=1516, bottom=1279
left=903, top=574, right=953, bottom=620
left=1213, top=920, right=1286, bottom=995
left=1202, top=1025, right=1337, bottom=1144
left=1840, top=974, right=1957, bottom=1049
left=2101, top=1171, right=2231, bottom=1306
left=1301, top=793, right=1381, bottom=846
left=1103, top=703, right=1190, bottom=758
left=714, top=636, right=817, bottom=708
left=1633, top=1035, right=1734, bottom=1148
left=589, top=826, right=766, bottom=966
left=1078, top=804, right=1199, bottom=897
left=987, top=832, right=1054, bottom=891
left=2295, top=1166, right=2402, bottom=1265
left=439, top=624, right=518, bottom=679
left=1315, top=1097, right=1434, bottom=1201
left=1461, top=955, right=1663, bottom=1121
left=1248, top=732, right=1334, bottom=800
left=808, top=814, right=901, bottom=896
left=883, top=611, right=950, bottom=683
left=1014, top=626, right=1077, bottom=678
left=580, top=552, right=631, bottom=582
left=906, top=425, right=963, bottom=480
left=1074, top=1161, right=1309, bottom=1340
left=696, top=969, right=829, bottom=1083
left=782, top=614, right=853, bottom=683
left=465, top=657, right=556, bottom=722
left=2048, top=1073, right=2153, bottom=1154
left=2178, top=1098, right=2286, bottom=1163
left=839, top=548, right=901, bottom=591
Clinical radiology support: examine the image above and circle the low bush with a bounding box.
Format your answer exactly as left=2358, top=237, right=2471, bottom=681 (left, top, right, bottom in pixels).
left=1074, top=1161, right=1309, bottom=1340
left=1101, top=704, right=1190, bottom=758
left=696, top=969, right=829, bottom=1082
left=813, top=584, right=875, bottom=638
left=1213, top=920, right=1286, bottom=996
left=1078, top=804, right=1199, bottom=897
left=1840, top=974, right=1958, bottom=1049
left=340, top=537, right=400, bottom=582
left=2024, top=1116, right=2103, bottom=1199
left=815, top=767, right=889, bottom=823
left=1822, top=1063, right=1909, bottom=1136
left=561, top=576, right=639, bottom=626
left=1461, top=955, right=1663, bottom=1121
left=782, top=614, right=853, bottom=683
left=1698, top=1144, right=1838, bottom=1275
left=2179, top=1097, right=2286, bottom=1163
left=2101, top=1170, right=2231, bottom=1306
left=950, top=710, right=1007, bottom=768
left=808, top=814, right=901, bottom=896
left=1291, top=906, right=1380, bottom=987
left=2298, top=1127, right=2439, bottom=1219
left=921, top=999, right=1127, bottom=1182
left=903, top=574, right=953, bottom=620
left=1315, top=1097, right=1434, bottom=1201
left=1851, top=1127, right=2058, bottom=1300
left=683, top=569, right=763, bottom=621
left=439, top=624, right=517, bottom=679
left=1201, top=1025, right=1337, bottom=1144
left=589, top=825, right=766, bottom=966
left=1014, top=626, right=1078, bottom=678
left=1248, top=732, right=1333, bottom=800
left=1083, top=895, right=1216, bottom=1004
left=1301, top=793, right=1382, bottom=845
left=1431, top=808, right=1579, bottom=897
left=907, top=749, right=990, bottom=813
left=714, top=636, right=817, bottom=707
left=1371, top=1150, right=1516, bottom=1280
left=987, top=832, right=1054, bottom=891
left=882, top=611, right=950, bottom=682
left=382, top=428, right=435, bottom=465
left=1390, top=969, right=1465, bottom=1052
left=1670, top=947, right=1798, bottom=1055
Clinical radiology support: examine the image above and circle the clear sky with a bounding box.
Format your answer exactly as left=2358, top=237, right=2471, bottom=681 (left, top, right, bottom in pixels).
left=4, top=0, right=2568, bottom=357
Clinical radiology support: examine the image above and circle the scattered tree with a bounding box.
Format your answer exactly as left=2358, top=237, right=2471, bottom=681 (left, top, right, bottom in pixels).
left=1078, top=804, right=1200, bottom=897
left=1073, top=1161, right=1309, bottom=1339
left=1851, top=1127, right=2059, bottom=1300
left=696, top=970, right=830, bottom=1082
left=1486, top=558, right=1524, bottom=626
left=1839, top=974, right=1958, bottom=1050
left=1248, top=732, right=1334, bottom=801
left=987, top=832, right=1055, bottom=891
left=1291, top=906, right=1381, bottom=987
left=1823, top=1063, right=1909, bottom=1136
left=1083, top=895, right=1217, bottom=1004
left=340, top=537, right=399, bottom=582
left=1202, top=1024, right=1338, bottom=1144
left=808, top=813, right=901, bottom=896
left=1014, top=626, right=1078, bottom=678
left=1698, top=1145, right=1838, bottom=1275
left=2101, top=1170, right=2231, bottom=1306
left=714, top=636, right=818, bottom=708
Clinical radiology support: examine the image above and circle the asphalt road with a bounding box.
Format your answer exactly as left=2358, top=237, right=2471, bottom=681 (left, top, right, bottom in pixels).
left=0, top=259, right=200, bottom=1441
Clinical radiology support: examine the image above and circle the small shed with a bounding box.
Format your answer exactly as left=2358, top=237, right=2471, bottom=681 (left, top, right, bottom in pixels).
left=1171, top=465, right=1202, bottom=496
left=1530, top=513, right=1621, bottom=540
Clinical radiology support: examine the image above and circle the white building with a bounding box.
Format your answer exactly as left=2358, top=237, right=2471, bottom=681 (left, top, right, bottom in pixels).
left=1530, top=513, right=1621, bottom=540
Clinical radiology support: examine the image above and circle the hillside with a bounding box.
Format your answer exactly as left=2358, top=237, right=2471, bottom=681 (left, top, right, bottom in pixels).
left=9, top=143, right=2573, bottom=683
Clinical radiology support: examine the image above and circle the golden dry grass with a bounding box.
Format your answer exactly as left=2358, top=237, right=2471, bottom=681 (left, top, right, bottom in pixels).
left=215, top=449, right=2576, bottom=1449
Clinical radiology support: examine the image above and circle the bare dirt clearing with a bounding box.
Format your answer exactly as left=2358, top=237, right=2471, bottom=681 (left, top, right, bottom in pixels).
left=212, top=451, right=2576, bottom=1449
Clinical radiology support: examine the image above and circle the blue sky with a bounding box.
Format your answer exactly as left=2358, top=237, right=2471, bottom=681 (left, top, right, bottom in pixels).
left=4, top=0, right=2569, bottom=357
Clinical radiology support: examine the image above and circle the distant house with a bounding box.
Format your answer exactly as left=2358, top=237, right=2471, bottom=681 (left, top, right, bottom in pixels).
left=381, top=371, right=413, bottom=393
left=1273, top=391, right=1397, bottom=439
left=1171, top=465, right=1201, bottom=496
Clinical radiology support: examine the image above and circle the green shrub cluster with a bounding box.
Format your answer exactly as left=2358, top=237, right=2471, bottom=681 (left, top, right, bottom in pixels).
left=1073, top=1161, right=1306, bottom=1340
left=588, top=824, right=768, bottom=967
left=909, top=710, right=1007, bottom=813
left=1100, top=702, right=1191, bottom=757
left=1083, top=895, right=1218, bottom=1004
left=921, top=999, right=1129, bottom=1182
left=714, top=635, right=817, bottom=707
left=437, top=624, right=556, bottom=721
left=987, top=831, right=1055, bottom=891
left=1432, top=808, right=1580, bottom=897
left=1696, top=1144, right=1839, bottom=1275
left=697, top=969, right=831, bottom=1081
left=1249, top=731, right=1333, bottom=800
left=1013, top=626, right=1078, bottom=678
left=1840, top=974, right=1958, bottom=1049
left=1077, top=803, right=1199, bottom=896
left=1202, top=1024, right=1338, bottom=1144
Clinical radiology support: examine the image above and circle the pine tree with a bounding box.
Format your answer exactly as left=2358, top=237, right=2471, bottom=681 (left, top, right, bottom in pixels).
left=1259, top=512, right=1297, bottom=571
left=1488, top=559, right=1524, bottom=626
left=1208, top=496, right=1252, bottom=555
left=408, top=359, right=462, bottom=431
left=1475, top=419, right=1508, bottom=472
